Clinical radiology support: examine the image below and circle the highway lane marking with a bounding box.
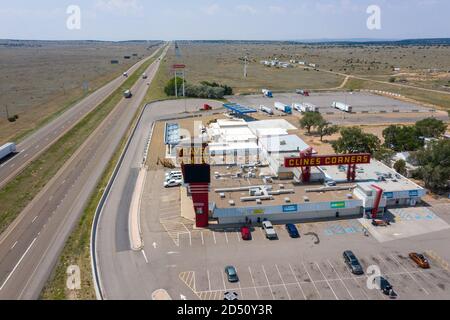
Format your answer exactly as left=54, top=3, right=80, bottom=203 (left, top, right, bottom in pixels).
left=10, top=164, right=15, bottom=168
left=11, top=241, right=18, bottom=250
left=0, top=237, right=37, bottom=291
left=142, top=250, right=149, bottom=264
left=32, top=216, right=38, bottom=224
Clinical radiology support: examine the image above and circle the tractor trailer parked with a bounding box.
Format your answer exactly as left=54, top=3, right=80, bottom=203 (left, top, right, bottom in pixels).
left=274, top=102, right=292, bottom=114
left=332, top=102, right=352, bottom=113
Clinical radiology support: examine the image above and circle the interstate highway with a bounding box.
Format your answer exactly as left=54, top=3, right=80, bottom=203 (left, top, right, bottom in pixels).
left=0, top=45, right=169, bottom=299
left=0, top=44, right=163, bottom=189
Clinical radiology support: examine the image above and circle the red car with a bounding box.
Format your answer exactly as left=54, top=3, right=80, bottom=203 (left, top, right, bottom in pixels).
left=240, top=227, right=251, bottom=240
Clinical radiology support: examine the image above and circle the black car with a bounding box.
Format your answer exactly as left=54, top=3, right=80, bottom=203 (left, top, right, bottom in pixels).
left=224, top=266, right=239, bottom=283
left=374, top=276, right=394, bottom=296
left=343, top=250, right=364, bottom=275
left=285, top=224, right=300, bottom=238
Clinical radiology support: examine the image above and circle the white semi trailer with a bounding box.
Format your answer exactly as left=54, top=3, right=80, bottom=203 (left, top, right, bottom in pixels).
left=332, top=102, right=352, bottom=113
left=293, top=103, right=319, bottom=113
left=274, top=102, right=292, bottom=114
left=259, top=105, right=274, bottom=115
left=0, top=142, right=16, bottom=161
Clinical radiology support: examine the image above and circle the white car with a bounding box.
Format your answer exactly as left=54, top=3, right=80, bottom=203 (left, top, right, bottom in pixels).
left=262, top=221, right=278, bottom=240
left=165, top=171, right=182, bottom=180
left=164, top=178, right=182, bottom=188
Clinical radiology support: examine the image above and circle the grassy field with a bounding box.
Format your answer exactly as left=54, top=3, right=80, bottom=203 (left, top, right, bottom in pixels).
left=0, top=40, right=161, bottom=144
left=0, top=50, right=161, bottom=236
left=172, top=42, right=345, bottom=94
left=39, top=46, right=166, bottom=300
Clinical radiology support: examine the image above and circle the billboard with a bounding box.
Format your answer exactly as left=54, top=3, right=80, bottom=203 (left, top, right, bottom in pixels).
left=182, top=164, right=211, bottom=184
left=285, top=154, right=371, bottom=168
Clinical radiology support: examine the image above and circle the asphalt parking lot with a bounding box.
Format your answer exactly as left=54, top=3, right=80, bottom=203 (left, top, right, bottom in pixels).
left=142, top=170, right=450, bottom=301
left=228, top=92, right=449, bottom=125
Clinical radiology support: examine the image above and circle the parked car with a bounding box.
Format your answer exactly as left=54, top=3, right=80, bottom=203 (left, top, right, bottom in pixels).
left=373, top=276, right=395, bottom=296
left=343, top=250, right=364, bottom=275
left=409, top=253, right=430, bottom=269
left=372, top=219, right=390, bottom=227
left=165, top=173, right=182, bottom=182
left=262, top=221, right=278, bottom=240
left=240, top=226, right=251, bottom=241
left=224, top=266, right=239, bottom=283
left=285, top=224, right=300, bottom=238
left=164, top=178, right=182, bottom=188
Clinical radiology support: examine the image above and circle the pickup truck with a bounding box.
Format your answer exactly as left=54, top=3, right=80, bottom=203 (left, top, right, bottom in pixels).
left=262, top=221, right=278, bottom=240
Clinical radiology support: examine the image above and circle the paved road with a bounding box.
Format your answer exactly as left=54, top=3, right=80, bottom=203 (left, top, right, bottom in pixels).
left=0, top=45, right=169, bottom=300
left=0, top=45, right=163, bottom=190
left=94, top=99, right=225, bottom=300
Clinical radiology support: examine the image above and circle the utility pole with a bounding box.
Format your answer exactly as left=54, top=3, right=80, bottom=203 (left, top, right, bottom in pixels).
left=244, top=55, right=248, bottom=78
left=4, top=104, right=10, bottom=119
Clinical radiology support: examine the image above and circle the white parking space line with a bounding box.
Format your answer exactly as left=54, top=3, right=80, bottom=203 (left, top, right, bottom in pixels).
left=201, top=232, right=204, bottom=245
left=248, top=267, right=260, bottom=300
left=207, top=270, right=211, bottom=291
left=224, top=232, right=229, bottom=244
left=301, top=262, right=322, bottom=299
left=236, top=232, right=241, bottom=242
left=275, top=264, right=291, bottom=300
left=212, top=232, right=217, bottom=244
left=141, top=250, right=149, bottom=264
left=389, top=255, right=429, bottom=295
left=288, top=264, right=306, bottom=300
left=327, top=260, right=354, bottom=300
left=221, top=269, right=227, bottom=291
left=261, top=265, right=275, bottom=300
left=235, top=267, right=244, bottom=300
left=336, top=260, right=370, bottom=300
left=315, top=262, right=339, bottom=300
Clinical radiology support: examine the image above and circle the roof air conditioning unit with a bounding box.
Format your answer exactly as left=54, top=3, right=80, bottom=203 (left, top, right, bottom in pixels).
left=256, top=199, right=262, bottom=205
left=220, top=193, right=226, bottom=199
left=229, top=200, right=235, bottom=206
left=285, top=197, right=291, bottom=203
left=303, top=196, right=310, bottom=202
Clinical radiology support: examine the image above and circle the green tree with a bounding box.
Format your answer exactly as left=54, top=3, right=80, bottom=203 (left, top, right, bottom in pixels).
left=382, top=125, right=422, bottom=151
left=300, top=112, right=324, bottom=134
left=413, top=140, right=450, bottom=193
left=373, top=146, right=396, bottom=165
left=317, top=120, right=339, bottom=142
left=415, top=117, right=447, bottom=138
left=164, top=77, right=185, bottom=96
left=393, top=159, right=407, bottom=176
left=332, top=127, right=381, bottom=154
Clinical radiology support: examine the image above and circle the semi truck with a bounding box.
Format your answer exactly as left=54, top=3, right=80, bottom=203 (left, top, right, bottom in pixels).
left=262, top=89, right=273, bottom=98
left=259, top=105, right=274, bottom=115
left=293, top=103, right=319, bottom=113
left=274, top=102, right=292, bottom=114
left=0, top=142, right=16, bottom=161
left=296, top=89, right=310, bottom=96
left=332, top=102, right=352, bottom=113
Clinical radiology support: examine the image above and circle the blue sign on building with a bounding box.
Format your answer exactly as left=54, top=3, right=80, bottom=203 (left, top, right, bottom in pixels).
left=384, top=192, right=394, bottom=199
left=409, top=190, right=419, bottom=197
left=282, top=205, right=298, bottom=213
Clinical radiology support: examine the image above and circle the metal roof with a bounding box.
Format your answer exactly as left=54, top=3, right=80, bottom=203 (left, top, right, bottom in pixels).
left=223, top=103, right=257, bottom=114
left=164, top=123, right=180, bottom=145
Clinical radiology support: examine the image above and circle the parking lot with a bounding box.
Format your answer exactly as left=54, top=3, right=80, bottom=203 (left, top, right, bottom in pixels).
left=142, top=169, right=450, bottom=301
left=228, top=92, right=449, bottom=125
left=179, top=250, right=450, bottom=301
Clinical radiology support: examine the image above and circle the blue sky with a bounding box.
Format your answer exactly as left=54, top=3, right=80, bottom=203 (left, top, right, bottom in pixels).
left=0, top=0, right=449, bottom=40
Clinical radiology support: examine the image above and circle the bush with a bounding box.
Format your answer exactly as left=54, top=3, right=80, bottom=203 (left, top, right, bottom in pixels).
left=164, top=77, right=185, bottom=96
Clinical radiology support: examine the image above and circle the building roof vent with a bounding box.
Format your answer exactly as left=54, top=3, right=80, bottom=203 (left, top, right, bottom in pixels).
left=220, top=193, right=226, bottom=199
left=256, top=199, right=262, bottom=205
left=228, top=200, right=235, bottom=206
left=285, top=197, right=291, bottom=203
left=303, top=196, right=310, bottom=202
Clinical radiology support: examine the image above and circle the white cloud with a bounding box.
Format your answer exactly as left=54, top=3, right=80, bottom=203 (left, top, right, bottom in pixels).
left=236, top=4, right=257, bottom=15
left=95, top=0, right=142, bottom=13
left=201, top=4, right=220, bottom=15
left=269, top=6, right=287, bottom=14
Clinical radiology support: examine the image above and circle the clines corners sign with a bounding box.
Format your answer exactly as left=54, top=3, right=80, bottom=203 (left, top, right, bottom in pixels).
left=284, top=153, right=371, bottom=168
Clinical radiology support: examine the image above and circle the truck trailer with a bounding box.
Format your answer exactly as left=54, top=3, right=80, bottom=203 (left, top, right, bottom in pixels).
left=0, top=142, right=16, bottom=161
left=259, top=105, right=274, bottom=115
left=262, top=89, right=273, bottom=98
left=293, top=103, right=319, bottom=113
left=274, top=102, right=292, bottom=114
left=332, top=102, right=352, bottom=113
left=295, top=89, right=310, bottom=96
